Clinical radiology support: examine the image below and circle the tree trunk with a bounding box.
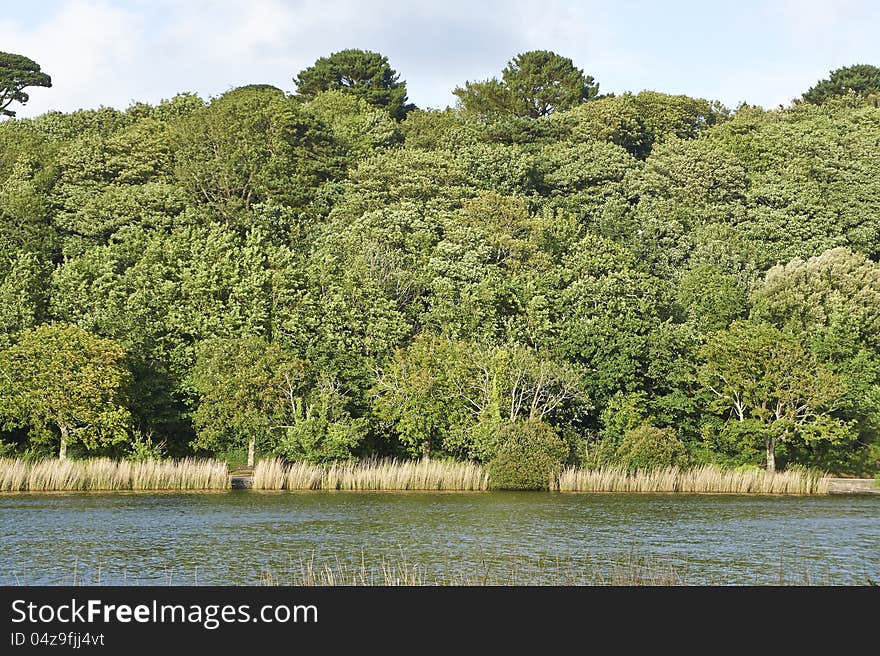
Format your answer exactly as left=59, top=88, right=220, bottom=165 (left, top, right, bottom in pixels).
left=247, top=437, right=255, bottom=469
left=59, top=426, right=69, bottom=460
left=765, top=435, right=776, bottom=473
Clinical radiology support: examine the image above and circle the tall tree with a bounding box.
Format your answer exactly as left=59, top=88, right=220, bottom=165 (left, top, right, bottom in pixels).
left=294, top=49, right=413, bottom=120
left=0, top=324, right=132, bottom=459
left=0, top=52, right=51, bottom=118
left=189, top=337, right=308, bottom=467
left=802, top=64, right=880, bottom=104
left=454, top=50, right=598, bottom=120
left=172, top=85, right=343, bottom=221
left=698, top=321, right=848, bottom=472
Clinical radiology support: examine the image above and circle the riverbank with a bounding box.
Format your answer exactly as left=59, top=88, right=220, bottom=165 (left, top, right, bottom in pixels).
left=0, top=457, right=229, bottom=491
left=253, top=459, right=831, bottom=494
left=826, top=478, right=880, bottom=494
left=1, top=457, right=876, bottom=494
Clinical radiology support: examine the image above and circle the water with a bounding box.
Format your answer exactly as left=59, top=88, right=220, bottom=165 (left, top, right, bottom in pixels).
left=1, top=491, right=878, bottom=585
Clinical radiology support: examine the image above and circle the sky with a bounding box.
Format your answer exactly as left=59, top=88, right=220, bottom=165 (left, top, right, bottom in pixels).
left=2, top=0, right=880, bottom=118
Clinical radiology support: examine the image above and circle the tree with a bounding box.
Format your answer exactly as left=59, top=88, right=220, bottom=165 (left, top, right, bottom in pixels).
left=189, top=337, right=308, bottom=467
left=503, top=50, right=599, bottom=118
left=803, top=64, right=880, bottom=104
left=0, top=324, right=132, bottom=459
left=750, top=248, right=880, bottom=471
left=172, top=86, right=344, bottom=221
left=454, top=50, right=598, bottom=120
left=374, top=336, right=586, bottom=461
left=698, top=321, right=848, bottom=472
left=304, top=89, right=401, bottom=160
left=0, top=52, right=51, bottom=118
left=190, top=337, right=363, bottom=465
left=294, top=49, right=413, bottom=120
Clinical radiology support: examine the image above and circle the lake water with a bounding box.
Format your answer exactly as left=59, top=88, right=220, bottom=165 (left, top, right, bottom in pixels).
left=1, top=491, right=878, bottom=585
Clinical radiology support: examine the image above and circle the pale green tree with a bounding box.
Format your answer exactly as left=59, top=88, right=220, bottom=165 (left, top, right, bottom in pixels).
left=0, top=324, right=132, bottom=458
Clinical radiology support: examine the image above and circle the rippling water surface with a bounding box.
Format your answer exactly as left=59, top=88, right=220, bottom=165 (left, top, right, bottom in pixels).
left=1, top=491, right=878, bottom=584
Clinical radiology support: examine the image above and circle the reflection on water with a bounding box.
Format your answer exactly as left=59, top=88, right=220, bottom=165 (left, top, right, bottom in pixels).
left=1, top=491, right=878, bottom=585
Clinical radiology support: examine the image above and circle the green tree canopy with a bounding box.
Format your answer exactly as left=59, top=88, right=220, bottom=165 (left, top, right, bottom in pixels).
left=454, top=50, right=598, bottom=120
left=0, top=324, right=132, bottom=458
left=698, top=321, right=848, bottom=472
left=172, top=85, right=344, bottom=221
left=294, top=49, right=413, bottom=120
left=803, top=64, right=880, bottom=104
left=189, top=337, right=307, bottom=466
left=0, top=52, right=51, bottom=118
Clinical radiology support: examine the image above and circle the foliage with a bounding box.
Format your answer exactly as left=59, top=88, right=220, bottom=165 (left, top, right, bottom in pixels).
left=294, top=49, right=413, bottom=120
left=0, top=324, right=132, bottom=457
left=698, top=321, right=849, bottom=471
left=188, top=337, right=306, bottom=458
left=487, top=419, right=568, bottom=490
left=0, top=51, right=51, bottom=118
left=127, top=433, right=167, bottom=461
left=0, top=51, right=878, bottom=476
left=803, top=64, right=880, bottom=104
left=615, top=424, right=688, bottom=471
left=172, top=86, right=344, bottom=220
left=454, top=50, right=598, bottom=120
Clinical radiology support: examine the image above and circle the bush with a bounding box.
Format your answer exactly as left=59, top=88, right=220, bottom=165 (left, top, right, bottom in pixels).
left=127, top=433, right=166, bottom=461
left=615, top=424, right=688, bottom=471
left=487, top=420, right=568, bottom=490
left=275, top=417, right=364, bottom=464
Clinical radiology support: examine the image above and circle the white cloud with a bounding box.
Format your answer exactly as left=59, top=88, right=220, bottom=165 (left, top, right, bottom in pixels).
left=0, top=0, right=145, bottom=116
left=2, top=0, right=880, bottom=118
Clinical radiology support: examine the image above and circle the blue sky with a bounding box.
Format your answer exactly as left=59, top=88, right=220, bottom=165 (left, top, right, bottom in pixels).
left=2, top=0, right=880, bottom=118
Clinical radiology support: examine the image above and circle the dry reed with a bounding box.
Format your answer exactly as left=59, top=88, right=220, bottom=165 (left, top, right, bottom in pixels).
left=0, top=458, right=229, bottom=492
left=253, top=458, right=489, bottom=491
left=256, top=550, right=688, bottom=586
left=255, top=459, right=827, bottom=494
left=554, top=465, right=828, bottom=494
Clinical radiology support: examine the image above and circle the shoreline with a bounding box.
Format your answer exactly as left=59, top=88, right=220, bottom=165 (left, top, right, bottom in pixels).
left=1, top=457, right=876, bottom=494
left=1, top=477, right=877, bottom=495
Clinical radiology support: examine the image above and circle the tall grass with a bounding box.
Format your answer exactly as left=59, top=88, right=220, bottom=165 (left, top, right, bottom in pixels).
left=255, top=459, right=827, bottom=494
left=0, top=458, right=229, bottom=492
left=555, top=465, right=828, bottom=494
left=253, top=458, right=489, bottom=491
left=256, top=550, right=687, bottom=586
left=256, top=459, right=827, bottom=494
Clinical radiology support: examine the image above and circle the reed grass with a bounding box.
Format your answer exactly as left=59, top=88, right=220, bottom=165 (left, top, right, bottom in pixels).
left=0, top=458, right=229, bottom=491
left=255, top=459, right=827, bottom=494
left=255, top=550, right=688, bottom=586
left=253, top=458, right=489, bottom=491
left=554, top=465, right=828, bottom=494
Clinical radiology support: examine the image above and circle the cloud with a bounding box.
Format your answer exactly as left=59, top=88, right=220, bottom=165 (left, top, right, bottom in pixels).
left=2, top=0, right=880, bottom=118
left=0, top=0, right=145, bottom=116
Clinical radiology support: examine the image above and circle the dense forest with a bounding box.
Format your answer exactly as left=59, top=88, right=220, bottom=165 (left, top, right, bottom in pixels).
left=1, top=49, right=879, bottom=475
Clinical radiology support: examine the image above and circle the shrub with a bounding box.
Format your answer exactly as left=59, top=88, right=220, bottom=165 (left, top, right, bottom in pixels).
left=127, top=433, right=166, bottom=461
left=488, top=420, right=568, bottom=490
left=276, top=417, right=364, bottom=464
left=615, top=424, right=688, bottom=471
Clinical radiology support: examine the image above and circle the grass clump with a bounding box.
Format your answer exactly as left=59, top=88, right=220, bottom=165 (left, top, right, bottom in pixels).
left=253, top=457, right=488, bottom=491
left=555, top=464, right=828, bottom=494
left=0, top=458, right=229, bottom=491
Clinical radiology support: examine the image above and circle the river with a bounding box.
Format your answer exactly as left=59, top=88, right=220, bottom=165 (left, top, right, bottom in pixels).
left=1, top=491, right=878, bottom=585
